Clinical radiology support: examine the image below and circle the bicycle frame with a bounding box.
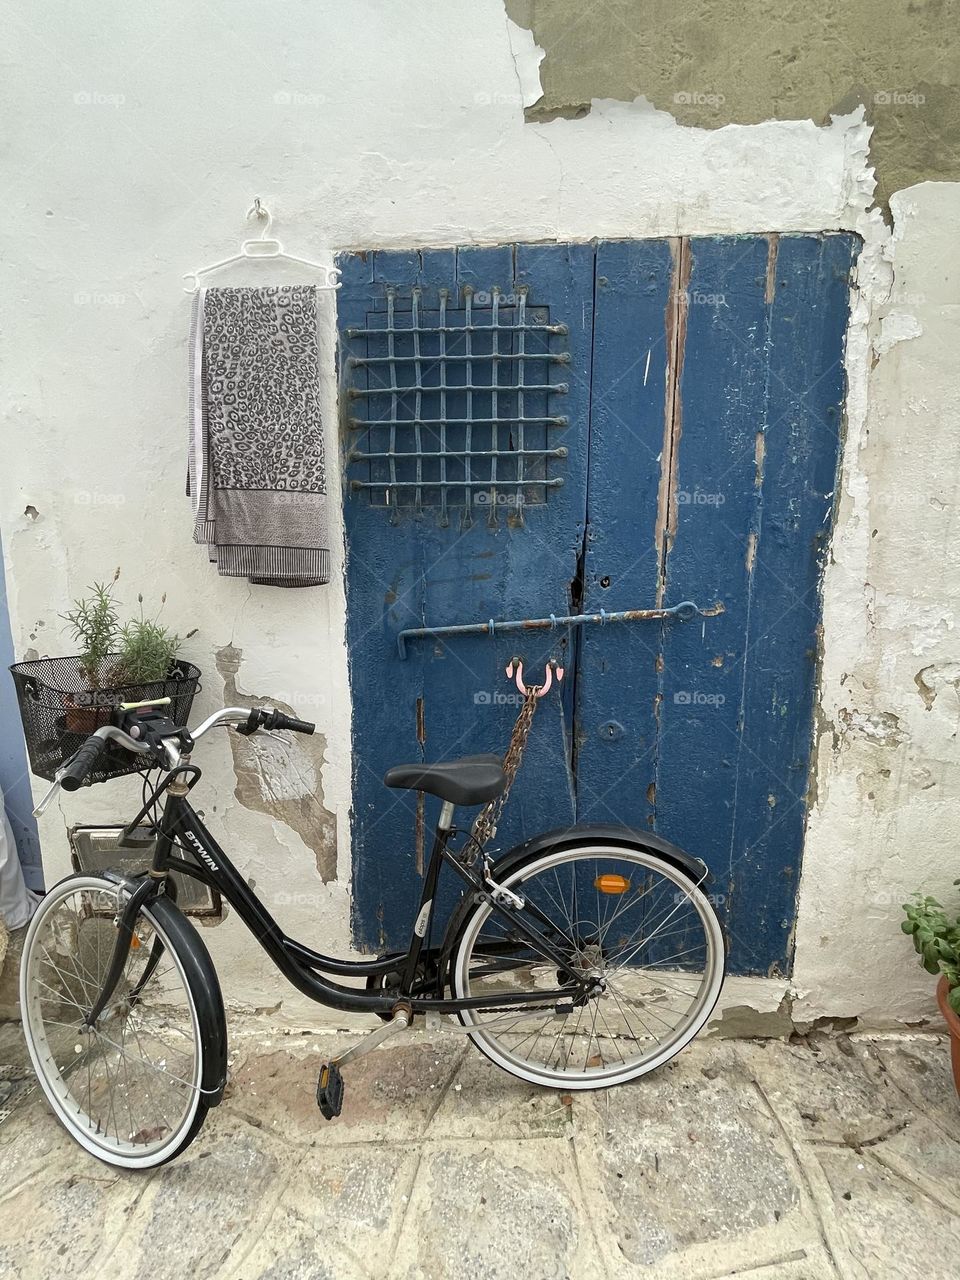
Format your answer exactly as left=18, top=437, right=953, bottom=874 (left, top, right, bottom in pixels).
left=134, top=767, right=592, bottom=1018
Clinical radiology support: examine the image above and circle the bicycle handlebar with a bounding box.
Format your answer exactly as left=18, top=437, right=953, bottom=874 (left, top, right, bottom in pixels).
left=59, top=734, right=109, bottom=792
left=236, top=707, right=316, bottom=737
left=37, top=704, right=317, bottom=811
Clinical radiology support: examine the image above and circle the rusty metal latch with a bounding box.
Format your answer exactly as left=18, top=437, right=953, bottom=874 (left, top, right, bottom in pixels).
left=396, top=600, right=709, bottom=659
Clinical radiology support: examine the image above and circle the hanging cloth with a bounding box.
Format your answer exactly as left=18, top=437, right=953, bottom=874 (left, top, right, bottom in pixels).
left=188, top=284, right=329, bottom=587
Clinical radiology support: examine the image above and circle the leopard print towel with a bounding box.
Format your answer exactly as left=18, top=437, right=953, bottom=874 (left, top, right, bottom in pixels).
left=188, top=284, right=329, bottom=587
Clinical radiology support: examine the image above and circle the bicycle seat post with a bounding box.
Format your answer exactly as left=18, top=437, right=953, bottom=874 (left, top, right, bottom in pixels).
left=436, top=800, right=455, bottom=832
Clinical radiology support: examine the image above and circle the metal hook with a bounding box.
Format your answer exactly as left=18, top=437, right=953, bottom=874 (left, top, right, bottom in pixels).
left=246, top=197, right=273, bottom=239
left=505, top=657, right=564, bottom=697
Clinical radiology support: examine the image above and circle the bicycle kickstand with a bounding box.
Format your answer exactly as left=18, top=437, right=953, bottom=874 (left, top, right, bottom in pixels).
left=316, top=1001, right=412, bottom=1120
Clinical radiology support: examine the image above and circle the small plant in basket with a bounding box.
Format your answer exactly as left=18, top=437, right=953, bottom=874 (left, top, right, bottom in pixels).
left=114, top=594, right=181, bottom=684
left=10, top=573, right=201, bottom=787
left=61, top=570, right=121, bottom=688
left=59, top=572, right=185, bottom=732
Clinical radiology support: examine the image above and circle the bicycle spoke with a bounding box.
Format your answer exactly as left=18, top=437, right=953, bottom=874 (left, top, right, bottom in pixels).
left=455, top=846, right=722, bottom=1086
left=22, top=879, right=204, bottom=1164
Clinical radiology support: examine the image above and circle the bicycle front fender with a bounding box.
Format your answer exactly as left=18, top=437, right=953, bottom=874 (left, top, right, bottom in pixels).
left=137, top=891, right=229, bottom=1107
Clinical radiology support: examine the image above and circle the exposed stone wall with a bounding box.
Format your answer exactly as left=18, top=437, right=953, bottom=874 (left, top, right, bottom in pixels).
left=508, top=0, right=960, bottom=211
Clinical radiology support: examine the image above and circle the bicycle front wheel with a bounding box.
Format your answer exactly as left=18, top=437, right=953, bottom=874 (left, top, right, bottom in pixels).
left=20, top=874, right=210, bottom=1168
left=452, top=843, right=725, bottom=1089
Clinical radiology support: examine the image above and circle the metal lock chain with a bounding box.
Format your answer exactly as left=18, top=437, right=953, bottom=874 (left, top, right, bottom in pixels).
left=471, top=682, right=542, bottom=849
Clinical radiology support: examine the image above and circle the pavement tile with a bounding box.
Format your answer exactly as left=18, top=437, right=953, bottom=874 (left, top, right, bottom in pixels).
left=865, top=1035, right=960, bottom=1142
left=224, top=1203, right=369, bottom=1280
left=224, top=1032, right=465, bottom=1145
left=110, top=1113, right=291, bottom=1280
left=425, top=1039, right=573, bottom=1140
left=0, top=1111, right=147, bottom=1279
left=817, top=1146, right=960, bottom=1280
left=574, top=1047, right=805, bottom=1271
left=273, top=1142, right=421, bottom=1276
left=868, top=1115, right=960, bottom=1214
left=390, top=1139, right=597, bottom=1280
left=0, top=1093, right=80, bottom=1192
left=737, top=1034, right=911, bottom=1146
left=705, top=1249, right=840, bottom=1280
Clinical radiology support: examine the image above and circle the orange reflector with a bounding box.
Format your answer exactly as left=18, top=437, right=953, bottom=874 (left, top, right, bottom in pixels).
left=594, top=874, right=631, bottom=895
left=129, top=934, right=141, bottom=950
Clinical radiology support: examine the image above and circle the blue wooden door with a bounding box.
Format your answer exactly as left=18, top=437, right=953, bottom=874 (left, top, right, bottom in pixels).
left=339, top=234, right=857, bottom=972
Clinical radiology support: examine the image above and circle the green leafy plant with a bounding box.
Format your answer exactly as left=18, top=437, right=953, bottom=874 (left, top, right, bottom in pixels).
left=115, top=593, right=181, bottom=684
left=61, top=572, right=183, bottom=687
left=61, top=570, right=120, bottom=685
left=902, top=884, right=960, bottom=1014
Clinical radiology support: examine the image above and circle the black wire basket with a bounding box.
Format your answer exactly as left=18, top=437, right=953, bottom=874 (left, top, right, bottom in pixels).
left=9, top=654, right=202, bottom=786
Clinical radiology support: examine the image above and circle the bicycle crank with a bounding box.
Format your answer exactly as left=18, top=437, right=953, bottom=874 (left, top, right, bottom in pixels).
left=316, top=1001, right=412, bottom=1121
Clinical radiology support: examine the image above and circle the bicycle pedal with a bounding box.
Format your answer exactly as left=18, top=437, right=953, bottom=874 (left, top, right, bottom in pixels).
left=316, top=1061, right=344, bottom=1120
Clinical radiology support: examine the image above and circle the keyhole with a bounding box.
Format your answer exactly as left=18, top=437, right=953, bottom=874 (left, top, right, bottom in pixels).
left=599, top=576, right=611, bottom=589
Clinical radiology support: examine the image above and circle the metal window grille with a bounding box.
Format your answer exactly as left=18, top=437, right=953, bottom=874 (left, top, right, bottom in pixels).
left=344, top=286, right=569, bottom=525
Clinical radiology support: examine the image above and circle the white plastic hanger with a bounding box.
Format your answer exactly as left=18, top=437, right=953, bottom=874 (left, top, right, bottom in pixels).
left=182, top=199, right=341, bottom=293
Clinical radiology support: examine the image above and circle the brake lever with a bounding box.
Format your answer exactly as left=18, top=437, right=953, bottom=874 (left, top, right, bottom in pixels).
left=251, top=728, right=287, bottom=745
left=34, top=777, right=63, bottom=818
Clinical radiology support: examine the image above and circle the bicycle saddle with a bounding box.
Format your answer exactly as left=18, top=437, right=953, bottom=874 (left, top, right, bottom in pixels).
left=383, top=753, right=506, bottom=806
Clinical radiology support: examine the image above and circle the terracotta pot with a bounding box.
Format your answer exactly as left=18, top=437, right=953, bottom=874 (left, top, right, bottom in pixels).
left=64, top=698, right=112, bottom=734
left=936, top=974, right=960, bottom=1096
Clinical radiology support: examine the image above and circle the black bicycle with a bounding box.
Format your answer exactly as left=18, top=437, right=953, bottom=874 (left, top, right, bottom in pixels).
left=19, top=694, right=725, bottom=1168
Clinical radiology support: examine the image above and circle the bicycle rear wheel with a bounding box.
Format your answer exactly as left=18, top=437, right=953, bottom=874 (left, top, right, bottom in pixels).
left=20, top=874, right=211, bottom=1168
left=452, top=843, right=725, bottom=1089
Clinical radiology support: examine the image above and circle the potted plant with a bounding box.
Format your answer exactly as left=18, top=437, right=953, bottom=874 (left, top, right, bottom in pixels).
left=902, top=886, right=960, bottom=1095
left=10, top=571, right=201, bottom=786
left=60, top=572, right=122, bottom=731
left=114, top=593, right=182, bottom=685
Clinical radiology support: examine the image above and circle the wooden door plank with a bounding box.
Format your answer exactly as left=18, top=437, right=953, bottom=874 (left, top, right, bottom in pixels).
left=574, top=238, right=675, bottom=829
left=655, top=233, right=855, bottom=975
left=722, top=232, right=858, bottom=973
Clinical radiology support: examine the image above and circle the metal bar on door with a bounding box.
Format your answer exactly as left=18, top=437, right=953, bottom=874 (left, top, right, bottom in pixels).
left=396, top=600, right=714, bottom=658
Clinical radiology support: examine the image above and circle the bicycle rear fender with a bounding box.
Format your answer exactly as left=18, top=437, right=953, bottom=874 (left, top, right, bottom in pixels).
left=144, top=894, right=229, bottom=1107
left=440, top=823, right=710, bottom=973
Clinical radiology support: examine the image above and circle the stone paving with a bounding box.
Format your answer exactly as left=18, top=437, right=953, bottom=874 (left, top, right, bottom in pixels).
left=0, top=1015, right=958, bottom=1279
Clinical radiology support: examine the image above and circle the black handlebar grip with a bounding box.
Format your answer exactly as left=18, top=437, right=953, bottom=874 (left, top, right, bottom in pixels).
left=237, top=708, right=316, bottom=736
left=274, top=712, right=315, bottom=735
left=59, top=735, right=106, bottom=791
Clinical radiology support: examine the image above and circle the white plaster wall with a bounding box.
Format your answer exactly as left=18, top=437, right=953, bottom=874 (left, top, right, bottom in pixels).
left=1, top=0, right=953, bottom=1026
left=793, top=181, right=960, bottom=1028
